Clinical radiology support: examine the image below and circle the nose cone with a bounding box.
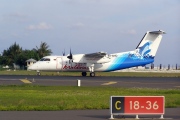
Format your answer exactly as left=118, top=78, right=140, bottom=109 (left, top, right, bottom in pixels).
left=27, top=65, right=32, bottom=71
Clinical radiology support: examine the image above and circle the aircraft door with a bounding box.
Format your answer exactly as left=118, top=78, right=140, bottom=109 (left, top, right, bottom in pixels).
left=56, top=57, right=63, bottom=70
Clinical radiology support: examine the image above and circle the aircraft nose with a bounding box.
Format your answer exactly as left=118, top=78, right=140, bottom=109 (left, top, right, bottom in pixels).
left=27, top=65, right=33, bottom=70
left=28, top=64, right=35, bottom=70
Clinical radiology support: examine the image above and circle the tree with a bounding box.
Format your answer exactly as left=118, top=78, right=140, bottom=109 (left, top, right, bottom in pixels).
left=16, top=49, right=39, bottom=66
left=2, top=42, right=22, bottom=66
left=35, top=42, right=52, bottom=59
left=0, top=42, right=53, bottom=68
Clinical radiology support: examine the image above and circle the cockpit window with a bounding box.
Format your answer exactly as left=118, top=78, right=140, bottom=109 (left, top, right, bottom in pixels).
left=44, top=58, right=50, bottom=61
left=39, top=58, right=50, bottom=61
left=40, top=58, right=45, bottom=61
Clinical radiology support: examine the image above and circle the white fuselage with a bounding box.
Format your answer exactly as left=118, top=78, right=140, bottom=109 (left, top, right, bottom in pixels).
left=28, top=53, right=120, bottom=72
left=27, top=30, right=165, bottom=76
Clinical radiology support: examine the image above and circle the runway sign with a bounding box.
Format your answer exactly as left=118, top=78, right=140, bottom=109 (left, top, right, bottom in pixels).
left=110, top=96, right=164, bottom=115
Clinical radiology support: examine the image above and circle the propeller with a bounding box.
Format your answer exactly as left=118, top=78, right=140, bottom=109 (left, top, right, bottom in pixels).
left=67, top=48, right=73, bottom=60
left=67, top=49, right=73, bottom=67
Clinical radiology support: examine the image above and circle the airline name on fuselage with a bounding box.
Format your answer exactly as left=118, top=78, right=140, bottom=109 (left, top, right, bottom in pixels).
left=63, top=63, right=88, bottom=70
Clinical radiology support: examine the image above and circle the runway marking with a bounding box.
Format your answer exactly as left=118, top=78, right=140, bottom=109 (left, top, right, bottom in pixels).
left=119, top=81, right=177, bottom=85
left=101, top=82, right=117, bottom=85
left=174, top=86, right=180, bottom=88
left=20, top=79, right=32, bottom=84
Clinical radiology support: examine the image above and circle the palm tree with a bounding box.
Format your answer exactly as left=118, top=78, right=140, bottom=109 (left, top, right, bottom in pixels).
left=9, top=42, right=22, bottom=61
left=35, top=42, right=52, bottom=59
left=2, top=42, right=22, bottom=66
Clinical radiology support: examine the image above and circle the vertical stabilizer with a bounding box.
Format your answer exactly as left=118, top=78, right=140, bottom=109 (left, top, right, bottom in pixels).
left=135, top=30, right=165, bottom=58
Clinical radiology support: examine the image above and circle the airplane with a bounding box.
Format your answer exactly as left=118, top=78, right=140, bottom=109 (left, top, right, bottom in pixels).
left=28, top=30, right=165, bottom=77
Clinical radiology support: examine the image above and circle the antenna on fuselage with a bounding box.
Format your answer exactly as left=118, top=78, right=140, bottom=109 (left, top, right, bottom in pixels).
left=62, top=49, right=65, bottom=56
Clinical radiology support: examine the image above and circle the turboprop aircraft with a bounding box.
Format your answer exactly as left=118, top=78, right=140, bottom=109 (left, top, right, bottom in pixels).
left=28, top=30, right=165, bottom=77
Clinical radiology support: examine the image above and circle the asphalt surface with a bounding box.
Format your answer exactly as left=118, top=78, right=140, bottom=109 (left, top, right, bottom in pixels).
left=0, top=108, right=180, bottom=120
left=0, top=75, right=180, bottom=89
left=0, top=75, right=179, bottom=120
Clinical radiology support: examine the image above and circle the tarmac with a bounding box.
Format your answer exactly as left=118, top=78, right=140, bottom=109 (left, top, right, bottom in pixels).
left=0, top=108, right=180, bottom=120
left=0, top=75, right=180, bottom=89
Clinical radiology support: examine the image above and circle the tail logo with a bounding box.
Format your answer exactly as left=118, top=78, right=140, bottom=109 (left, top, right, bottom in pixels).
left=138, top=41, right=152, bottom=57
left=130, top=41, right=153, bottom=60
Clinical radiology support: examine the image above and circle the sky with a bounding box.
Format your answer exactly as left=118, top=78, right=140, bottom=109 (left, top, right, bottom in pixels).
left=0, top=0, right=180, bottom=66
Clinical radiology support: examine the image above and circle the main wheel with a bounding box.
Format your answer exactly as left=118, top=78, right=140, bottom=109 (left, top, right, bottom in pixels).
left=90, top=72, right=95, bottom=77
left=82, top=72, right=87, bottom=76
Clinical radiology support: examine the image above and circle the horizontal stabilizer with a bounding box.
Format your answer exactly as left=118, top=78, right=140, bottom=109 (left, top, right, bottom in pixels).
left=149, top=30, right=166, bottom=34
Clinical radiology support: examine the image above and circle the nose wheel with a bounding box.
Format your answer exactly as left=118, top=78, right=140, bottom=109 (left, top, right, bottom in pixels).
left=37, top=71, right=41, bottom=76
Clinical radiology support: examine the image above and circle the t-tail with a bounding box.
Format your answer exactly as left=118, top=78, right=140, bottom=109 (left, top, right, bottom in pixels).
left=135, top=30, right=165, bottom=58
left=106, top=30, right=165, bottom=71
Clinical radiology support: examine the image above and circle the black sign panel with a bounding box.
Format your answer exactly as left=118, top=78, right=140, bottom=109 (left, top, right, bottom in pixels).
left=111, top=96, right=124, bottom=114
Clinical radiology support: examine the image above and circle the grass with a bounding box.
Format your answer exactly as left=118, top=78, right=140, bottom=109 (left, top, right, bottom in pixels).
left=0, top=70, right=179, bottom=111
left=0, top=85, right=179, bottom=111
left=0, top=70, right=180, bottom=77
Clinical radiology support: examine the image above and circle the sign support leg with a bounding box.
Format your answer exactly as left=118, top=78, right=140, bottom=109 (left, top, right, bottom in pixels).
left=135, top=115, right=139, bottom=119
left=160, top=115, right=164, bottom=119
left=109, top=114, right=114, bottom=119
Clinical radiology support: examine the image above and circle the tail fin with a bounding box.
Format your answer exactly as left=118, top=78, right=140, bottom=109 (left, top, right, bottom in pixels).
left=135, top=30, right=165, bottom=58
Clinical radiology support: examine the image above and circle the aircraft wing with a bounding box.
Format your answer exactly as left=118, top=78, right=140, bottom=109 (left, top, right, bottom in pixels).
left=84, top=52, right=107, bottom=58
left=73, top=52, right=110, bottom=64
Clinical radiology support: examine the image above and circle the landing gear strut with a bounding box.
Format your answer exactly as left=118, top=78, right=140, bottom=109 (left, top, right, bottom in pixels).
left=88, top=64, right=95, bottom=77
left=37, top=71, right=41, bottom=76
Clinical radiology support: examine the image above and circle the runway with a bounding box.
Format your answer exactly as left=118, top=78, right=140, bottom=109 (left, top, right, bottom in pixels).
left=0, top=75, right=180, bottom=89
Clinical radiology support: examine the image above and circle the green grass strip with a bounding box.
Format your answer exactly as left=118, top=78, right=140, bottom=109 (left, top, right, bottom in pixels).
left=0, top=70, right=180, bottom=77
left=0, top=85, right=179, bottom=111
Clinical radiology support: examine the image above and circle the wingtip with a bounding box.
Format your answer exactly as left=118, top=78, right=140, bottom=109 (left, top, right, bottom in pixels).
left=159, top=30, right=166, bottom=34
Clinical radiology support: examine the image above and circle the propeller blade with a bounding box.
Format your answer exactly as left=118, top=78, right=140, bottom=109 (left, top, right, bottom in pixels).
left=67, top=48, right=73, bottom=59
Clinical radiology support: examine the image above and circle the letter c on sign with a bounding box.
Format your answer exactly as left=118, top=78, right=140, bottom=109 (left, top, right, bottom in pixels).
left=115, top=101, right=121, bottom=110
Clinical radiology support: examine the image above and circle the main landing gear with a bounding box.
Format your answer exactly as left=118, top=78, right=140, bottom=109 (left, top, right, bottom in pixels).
left=88, top=64, right=95, bottom=77
left=90, top=72, right=95, bottom=77
left=81, top=72, right=96, bottom=77
left=82, top=63, right=96, bottom=77
left=82, top=72, right=87, bottom=76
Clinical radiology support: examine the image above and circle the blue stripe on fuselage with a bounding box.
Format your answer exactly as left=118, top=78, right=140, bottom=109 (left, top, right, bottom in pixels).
left=105, top=53, right=154, bottom=71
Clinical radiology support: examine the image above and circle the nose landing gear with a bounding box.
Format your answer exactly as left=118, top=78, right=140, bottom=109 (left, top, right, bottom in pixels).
left=37, top=71, right=41, bottom=76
